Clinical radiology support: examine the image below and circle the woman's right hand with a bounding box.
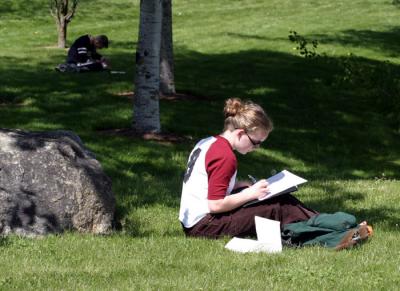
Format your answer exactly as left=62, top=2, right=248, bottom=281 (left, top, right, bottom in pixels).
left=248, top=179, right=269, bottom=200
left=208, top=179, right=270, bottom=213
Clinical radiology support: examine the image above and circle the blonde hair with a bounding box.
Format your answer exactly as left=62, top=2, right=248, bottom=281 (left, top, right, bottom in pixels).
left=223, top=98, right=273, bottom=134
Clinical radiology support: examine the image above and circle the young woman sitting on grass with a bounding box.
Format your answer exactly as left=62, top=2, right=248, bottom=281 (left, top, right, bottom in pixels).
left=178, top=98, right=372, bottom=250
left=179, top=97, right=317, bottom=239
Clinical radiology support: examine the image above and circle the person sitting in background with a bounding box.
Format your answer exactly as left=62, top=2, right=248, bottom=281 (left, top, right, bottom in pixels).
left=56, top=34, right=110, bottom=72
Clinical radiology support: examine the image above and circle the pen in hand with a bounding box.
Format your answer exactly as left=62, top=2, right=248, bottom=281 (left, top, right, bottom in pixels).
left=248, top=175, right=270, bottom=200
left=248, top=174, right=257, bottom=185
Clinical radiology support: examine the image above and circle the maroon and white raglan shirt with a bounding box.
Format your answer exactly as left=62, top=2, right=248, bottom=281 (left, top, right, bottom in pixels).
left=179, top=136, right=237, bottom=228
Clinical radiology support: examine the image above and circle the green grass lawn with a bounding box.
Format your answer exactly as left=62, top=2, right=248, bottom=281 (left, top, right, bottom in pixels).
left=1, top=0, right=399, bottom=289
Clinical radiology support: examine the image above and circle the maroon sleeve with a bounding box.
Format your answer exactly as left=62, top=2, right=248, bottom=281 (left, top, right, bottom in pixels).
left=205, top=139, right=237, bottom=200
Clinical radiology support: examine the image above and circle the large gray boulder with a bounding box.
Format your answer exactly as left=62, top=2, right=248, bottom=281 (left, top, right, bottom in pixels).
left=0, top=129, right=115, bottom=236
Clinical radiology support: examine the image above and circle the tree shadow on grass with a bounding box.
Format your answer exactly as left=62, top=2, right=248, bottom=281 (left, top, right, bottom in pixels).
left=0, top=236, right=11, bottom=247
left=312, top=28, right=400, bottom=57
left=1, top=29, right=399, bottom=233
left=300, top=183, right=399, bottom=230
left=173, top=47, right=400, bottom=176
left=232, top=27, right=400, bottom=58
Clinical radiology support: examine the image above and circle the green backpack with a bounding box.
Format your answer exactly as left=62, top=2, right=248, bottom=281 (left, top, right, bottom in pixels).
left=282, top=212, right=371, bottom=250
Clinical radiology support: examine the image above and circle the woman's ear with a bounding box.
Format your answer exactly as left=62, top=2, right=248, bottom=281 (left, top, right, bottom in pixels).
left=235, top=128, right=246, bottom=135
left=235, top=128, right=245, bottom=139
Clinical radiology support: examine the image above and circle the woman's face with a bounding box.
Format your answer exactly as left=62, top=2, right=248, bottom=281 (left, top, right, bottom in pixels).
left=235, top=129, right=269, bottom=154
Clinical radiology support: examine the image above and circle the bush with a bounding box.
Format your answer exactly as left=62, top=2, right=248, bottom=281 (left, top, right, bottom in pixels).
left=288, top=30, right=320, bottom=58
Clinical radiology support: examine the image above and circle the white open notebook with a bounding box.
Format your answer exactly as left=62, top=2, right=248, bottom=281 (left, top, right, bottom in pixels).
left=243, top=170, right=307, bottom=207
left=225, top=216, right=282, bottom=253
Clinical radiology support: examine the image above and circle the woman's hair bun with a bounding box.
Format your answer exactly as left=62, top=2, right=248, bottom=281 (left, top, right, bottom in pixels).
left=224, top=98, right=243, bottom=118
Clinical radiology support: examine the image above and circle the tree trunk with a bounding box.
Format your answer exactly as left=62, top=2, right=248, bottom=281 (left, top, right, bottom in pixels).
left=133, top=0, right=163, bottom=133
left=50, top=0, right=78, bottom=49
left=57, top=18, right=67, bottom=48
left=159, top=0, right=175, bottom=95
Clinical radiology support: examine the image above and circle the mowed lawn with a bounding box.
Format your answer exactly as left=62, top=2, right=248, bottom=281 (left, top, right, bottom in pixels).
left=0, top=0, right=399, bottom=290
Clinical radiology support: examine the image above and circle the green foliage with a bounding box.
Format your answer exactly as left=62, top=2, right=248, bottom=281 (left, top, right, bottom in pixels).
left=288, top=30, right=319, bottom=58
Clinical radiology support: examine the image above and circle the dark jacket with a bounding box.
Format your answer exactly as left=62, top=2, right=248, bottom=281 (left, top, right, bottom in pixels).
left=67, top=35, right=102, bottom=64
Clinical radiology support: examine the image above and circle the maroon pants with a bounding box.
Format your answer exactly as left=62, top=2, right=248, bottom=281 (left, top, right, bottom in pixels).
left=183, top=194, right=318, bottom=239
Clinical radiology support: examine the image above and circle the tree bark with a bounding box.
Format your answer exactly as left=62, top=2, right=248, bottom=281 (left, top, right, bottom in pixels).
left=57, top=18, right=67, bottom=48
left=50, top=0, right=78, bottom=49
left=159, top=0, right=175, bottom=95
left=133, top=0, right=163, bottom=133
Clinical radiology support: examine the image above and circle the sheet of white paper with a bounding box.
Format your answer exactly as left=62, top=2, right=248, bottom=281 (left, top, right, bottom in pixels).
left=259, top=170, right=307, bottom=201
left=225, top=237, right=269, bottom=253
left=255, top=216, right=282, bottom=252
left=224, top=217, right=282, bottom=253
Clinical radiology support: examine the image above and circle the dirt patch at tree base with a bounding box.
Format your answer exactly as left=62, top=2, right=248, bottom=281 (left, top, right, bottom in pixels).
left=115, top=91, right=210, bottom=101
left=102, top=91, right=209, bottom=143
left=97, top=128, right=192, bottom=144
